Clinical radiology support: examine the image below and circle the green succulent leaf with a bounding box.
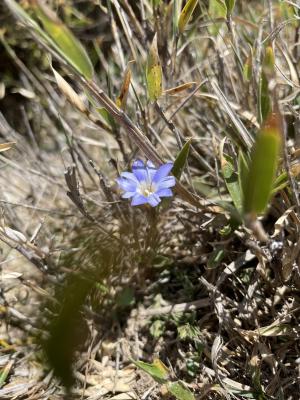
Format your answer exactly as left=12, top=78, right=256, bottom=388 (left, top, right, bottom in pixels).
left=243, top=113, right=282, bottom=215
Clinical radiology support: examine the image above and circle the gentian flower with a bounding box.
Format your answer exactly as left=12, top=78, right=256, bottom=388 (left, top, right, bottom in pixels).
left=116, top=159, right=176, bottom=207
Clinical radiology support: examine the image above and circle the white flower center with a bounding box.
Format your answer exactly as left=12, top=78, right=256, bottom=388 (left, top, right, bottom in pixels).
left=138, top=181, right=156, bottom=197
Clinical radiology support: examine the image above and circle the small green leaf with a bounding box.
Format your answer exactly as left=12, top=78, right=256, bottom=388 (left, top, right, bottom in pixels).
left=259, top=72, right=271, bottom=123
left=150, top=320, right=165, bottom=338
left=167, top=381, right=195, bottom=400
left=152, top=0, right=162, bottom=6
left=0, top=361, right=13, bottom=388
left=243, top=55, right=252, bottom=81
left=153, top=254, right=173, bottom=268
left=259, top=47, right=275, bottom=123
left=257, top=324, right=292, bottom=337
left=172, top=138, right=192, bottom=179
left=178, top=0, right=198, bottom=34
left=271, top=171, right=288, bottom=195
left=237, top=150, right=249, bottom=202
left=177, top=323, right=201, bottom=340
left=31, top=0, right=93, bottom=79
left=208, top=0, right=227, bottom=36
left=279, top=3, right=298, bottom=26
left=97, top=107, right=115, bottom=128
left=116, top=287, right=135, bottom=307
left=263, top=46, right=275, bottom=74
left=208, top=248, right=226, bottom=269
left=146, top=34, right=162, bottom=102
left=225, top=0, right=235, bottom=13
left=132, top=359, right=169, bottom=383
left=243, top=113, right=282, bottom=215
left=220, top=143, right=243, bottom=213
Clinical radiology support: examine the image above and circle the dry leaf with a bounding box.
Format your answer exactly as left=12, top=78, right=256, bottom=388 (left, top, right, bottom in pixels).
left=0, top=142, right=15, bottom=152
left=52, top=66, right=88, bottom=114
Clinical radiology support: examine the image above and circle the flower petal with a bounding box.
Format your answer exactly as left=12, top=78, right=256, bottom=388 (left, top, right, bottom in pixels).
left=122, top=191, right=136, bottom=199
left=156, top=176, right=176, bottom=189
left=132, top=159, right=145, bottom=169
left=156, top=188, right=173, bottom=198
left=146, top=160, right=156, bottom=168
left=116, top=177, right=137, bottom=192
left=147, top=193, right=161, bottom=207
left=131, top=194, right=148, bottom=206
left=132, top=161, right=148, bottom=182
left=153, top=162, right=174, bottom=183
left=120, top=171, right=138, bottom=183
left=146, top=160, right=157, bottom=179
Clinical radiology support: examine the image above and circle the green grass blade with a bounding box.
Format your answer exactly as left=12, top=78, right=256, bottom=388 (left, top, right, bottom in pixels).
left=172, top=138, right=192, bottom=179
left=132, top=359, right=169, bottom=383
left=208, top=0, right=227, bottom=36
left=178, top=0, right=198, bottom=34
left=237, top=150, right=249, bottom=203
left=31, top=0, right=94, bottom=79
left=259, top=46, right=275, bottom=123
left=167, top=381, right=195, bottom=400
left=221, top=152, right=243, bottom=213
left=225, top=0, right=235, bottom=13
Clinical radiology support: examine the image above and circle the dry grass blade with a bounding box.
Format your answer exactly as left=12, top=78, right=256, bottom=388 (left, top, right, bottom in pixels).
left=0, top=142, right=16, bottom=152
left=210, top=79, right=254, bottom=148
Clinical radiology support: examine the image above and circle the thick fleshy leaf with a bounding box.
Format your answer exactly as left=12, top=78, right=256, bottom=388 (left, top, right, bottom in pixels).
left=243, top=112, right=282, bottom=215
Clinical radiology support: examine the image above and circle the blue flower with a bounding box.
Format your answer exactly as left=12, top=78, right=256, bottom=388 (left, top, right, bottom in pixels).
left=116, top=160, right=176, bottom=207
